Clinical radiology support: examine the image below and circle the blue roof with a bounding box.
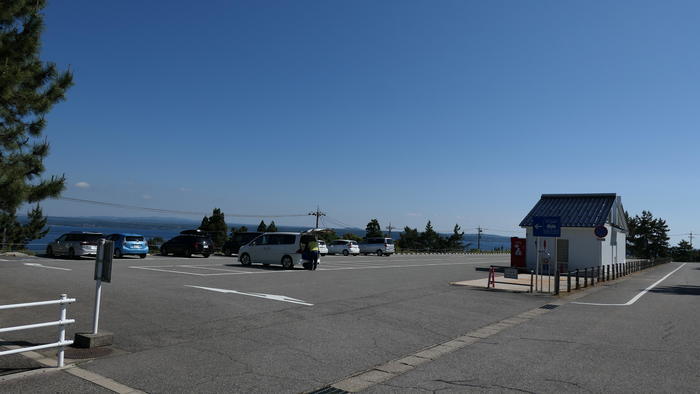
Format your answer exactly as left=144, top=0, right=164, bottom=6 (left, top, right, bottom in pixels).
left=519, top=194, right=617, bottom=228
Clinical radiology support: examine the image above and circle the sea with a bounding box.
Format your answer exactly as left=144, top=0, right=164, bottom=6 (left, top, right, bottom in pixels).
left=20, top=217, right=513, bottom=253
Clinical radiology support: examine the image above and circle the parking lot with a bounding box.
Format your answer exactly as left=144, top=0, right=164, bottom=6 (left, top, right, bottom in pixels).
left=2, top=255, right=698, bottom=393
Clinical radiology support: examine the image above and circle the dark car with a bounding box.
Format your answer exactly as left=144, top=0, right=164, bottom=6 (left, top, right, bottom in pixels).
left=222, top=232, right=262, bottom=256
left=160, top=233, right=213, bottom=258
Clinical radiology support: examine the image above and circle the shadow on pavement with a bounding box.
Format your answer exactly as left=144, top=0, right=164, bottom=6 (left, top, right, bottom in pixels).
left=649, top=285, right=700, bottom=296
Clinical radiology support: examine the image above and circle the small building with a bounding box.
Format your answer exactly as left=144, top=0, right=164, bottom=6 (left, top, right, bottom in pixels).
left=519, top=193, right=628, bottom=272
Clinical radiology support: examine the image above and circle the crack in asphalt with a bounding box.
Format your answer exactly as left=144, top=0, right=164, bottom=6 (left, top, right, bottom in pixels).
left=545, top=378, right=591, bottom=392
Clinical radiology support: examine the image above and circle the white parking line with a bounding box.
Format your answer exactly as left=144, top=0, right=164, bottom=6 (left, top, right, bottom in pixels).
left=130, top=260, right=491, bottom=277
left=572, top=263, right=687, bottom=306
left=23, top=262, right=72, bottom=271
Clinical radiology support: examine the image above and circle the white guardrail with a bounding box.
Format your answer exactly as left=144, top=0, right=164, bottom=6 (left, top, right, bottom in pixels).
left=0, top=294, right=76, bottom=367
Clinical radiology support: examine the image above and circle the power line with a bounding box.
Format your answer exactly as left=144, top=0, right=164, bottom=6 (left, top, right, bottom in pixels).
left=55, top=196, right=309, bottom=218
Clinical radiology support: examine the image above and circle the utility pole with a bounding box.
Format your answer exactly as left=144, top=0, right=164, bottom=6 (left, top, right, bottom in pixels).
left=477, top=226, right=483, bottom=251
left=386, top=222, right=394, bottom=238
left=690, top=232, right=694, bottom=248
left=308, top=206, right=326, bottom=229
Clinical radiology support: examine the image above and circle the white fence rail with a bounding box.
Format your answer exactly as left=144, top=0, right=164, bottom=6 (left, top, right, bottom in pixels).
left=0, top=294, right=76, bottom=367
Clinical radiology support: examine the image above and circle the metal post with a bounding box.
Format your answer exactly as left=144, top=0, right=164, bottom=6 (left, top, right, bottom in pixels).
left=567, top=271, right=571, bottom=292
left=584, top=268, right=588, bottom=287
left=530, top=270, right=534, bottom=293
left=554, top=269, right=560, bottom=295
left=535, top=237, right=540, bottom=292
left=92, top=240, right=104, bottom=335
left=575, top=269, right=580, bottom=289
left=591, top=267, right=595, bottom=286
left=57, top=294, right=67, bottom=367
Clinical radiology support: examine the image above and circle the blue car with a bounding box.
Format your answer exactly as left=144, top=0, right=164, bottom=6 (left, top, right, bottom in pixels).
left=106, top=233, right=149, bottom=259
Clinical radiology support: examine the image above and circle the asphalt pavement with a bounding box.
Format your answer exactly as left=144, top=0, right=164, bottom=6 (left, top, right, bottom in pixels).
left=2, top=255, right=696, bottom=393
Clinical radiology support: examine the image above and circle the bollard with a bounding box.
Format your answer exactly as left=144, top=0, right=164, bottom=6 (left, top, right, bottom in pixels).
left=584, top=268, right=589, bottom=287
left=591, top=267, right=595, bottom=286
left=57, top=294, right=67, bottom=368
left=607, top=265, right=610, bottom=281
left=575, top=269, right=580, bottom=290
left=567, top=271, right=571, bottom=292
left=554, top=269, right=560, bottom=295
left=529, top=270, right=534, bottom=293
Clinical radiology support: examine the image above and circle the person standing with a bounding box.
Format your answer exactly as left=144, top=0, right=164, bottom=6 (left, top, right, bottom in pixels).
left=307, top=237, right=320, bottom=270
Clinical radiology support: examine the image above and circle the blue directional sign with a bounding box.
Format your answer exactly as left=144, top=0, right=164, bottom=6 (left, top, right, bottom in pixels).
left=532, top=216, right=561, bottom=237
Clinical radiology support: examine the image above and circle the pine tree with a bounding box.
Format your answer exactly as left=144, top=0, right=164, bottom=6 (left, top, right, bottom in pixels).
left=257, top=220, right=267, bottom=232
left=207, top=208, right=227, bottom=248
left=421, top=221, right=439, bottom=250
left=397, top=226, right=420, bottom=250
left=447, top=223, right=464, bottom=250
left=0, top=1, right=73, bottom=248
left=266, top=220, right=278, bottom=232
left=365, top=219, right=383, bottom=239
left=22, top=204, right=48, bottom=245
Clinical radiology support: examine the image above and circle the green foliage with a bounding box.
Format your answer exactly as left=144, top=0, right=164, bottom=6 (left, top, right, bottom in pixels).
left=230, top=225, right=248, bottom=237
left=670, top=240, right=698, bottom=262
left=447, top=223, right=464, bottom=249
left=147, top=236, right=165, bottom=252
left=0, top=0, right=73, bottom=247
left=257, top=220, right=267, bottom=232
left=626, top=211, right=670, bottom=258
left=317, top=229, right=339, bottom=243
left=198, top=208, right=227, bottom=248
left=23, top=204, right=48, bottom=242
left=267, top=220, right=278, bottom=232
left=342, top=233, right=363, bottom=242
left=365, top=219, right=383, bottom=239
left=397, top=221, right=465, bottom=251
left=0, top=205, right=49, bottom=251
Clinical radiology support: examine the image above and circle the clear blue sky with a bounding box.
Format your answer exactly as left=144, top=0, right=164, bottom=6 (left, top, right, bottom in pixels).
left=35, top=0, right=699, bottom=242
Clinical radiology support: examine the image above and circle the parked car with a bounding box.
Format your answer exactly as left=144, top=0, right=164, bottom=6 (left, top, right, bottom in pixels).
left=106, top=233, right=148, bottom=259
left=222, top=232, right=263, bottom=256
left=238, top=232, right=318, bottom=269
left=359, top=237, right=395, bottom=256
left=318, top=240, right=328, bottom=256
left=46, top=232, right=104, bottom=259
left=327, top=239, right=360, bottom=256
left=160, top=232, right=213, bottom=257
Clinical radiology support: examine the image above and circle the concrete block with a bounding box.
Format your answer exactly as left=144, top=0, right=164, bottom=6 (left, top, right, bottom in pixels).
left=375, top=361, right=414, bottom=374
left=73, top=331, right=113, bottom=348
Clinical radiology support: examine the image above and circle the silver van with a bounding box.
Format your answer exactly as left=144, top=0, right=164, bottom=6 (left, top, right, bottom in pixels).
left=238, top=232, right=319, bottom=269
left=359, top=237, right=395, bottom=256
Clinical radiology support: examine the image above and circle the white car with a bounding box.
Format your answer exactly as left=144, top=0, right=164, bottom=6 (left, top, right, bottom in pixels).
left=46, top=232, right=104, bottom=258
left=318, top=240, right=329, bottom=256
left=328, top=239, right=360, bottom=256
left=238, top=232, right=319, bottom=269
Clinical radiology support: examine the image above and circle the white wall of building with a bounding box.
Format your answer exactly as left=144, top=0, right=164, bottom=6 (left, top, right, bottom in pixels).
left=525, top=226, right=626, bottom=271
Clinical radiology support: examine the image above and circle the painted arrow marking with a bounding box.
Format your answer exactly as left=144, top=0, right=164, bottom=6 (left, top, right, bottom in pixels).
left=185, top=285, right=314, bottom=306
left=23, top=262, right=72, bottom=271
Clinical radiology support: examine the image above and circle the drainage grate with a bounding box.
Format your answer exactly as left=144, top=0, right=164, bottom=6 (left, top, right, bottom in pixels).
left=540, top=304, right=560, bottom=310
left=307, top=387, right=349, bottom=394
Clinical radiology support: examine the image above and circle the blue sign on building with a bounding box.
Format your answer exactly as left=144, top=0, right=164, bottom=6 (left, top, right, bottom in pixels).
left=532, top=216, right=561, bottom=237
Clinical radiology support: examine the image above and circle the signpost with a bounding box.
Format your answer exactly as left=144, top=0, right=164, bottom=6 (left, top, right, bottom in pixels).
left=532, top=216, right=561, bottom=293
left=594, top=225, right=608, bottom=240
left=92, top=239, right=113, bottom=334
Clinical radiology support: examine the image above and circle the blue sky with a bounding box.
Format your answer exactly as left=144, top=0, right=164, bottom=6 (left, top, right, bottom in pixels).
left=34, top=0, right=699, bottom=242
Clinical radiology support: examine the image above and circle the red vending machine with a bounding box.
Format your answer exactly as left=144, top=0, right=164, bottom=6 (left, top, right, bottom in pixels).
left=510, top=237, right=526, bottom=267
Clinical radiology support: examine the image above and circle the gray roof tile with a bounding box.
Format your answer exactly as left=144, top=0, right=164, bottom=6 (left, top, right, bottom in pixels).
left=519, top=193, right=616, bottom=228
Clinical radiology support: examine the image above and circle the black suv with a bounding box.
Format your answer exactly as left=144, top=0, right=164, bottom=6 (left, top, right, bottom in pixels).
left=160, top=233, right=213, bottom=258
left=222, top=232, right=262, bottom=256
